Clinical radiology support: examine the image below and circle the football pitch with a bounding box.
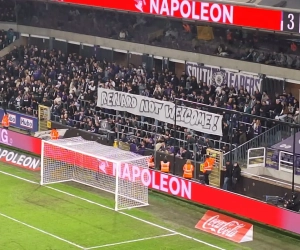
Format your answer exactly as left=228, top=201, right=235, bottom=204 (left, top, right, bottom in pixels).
left=0, top=163, right=300, bottom=250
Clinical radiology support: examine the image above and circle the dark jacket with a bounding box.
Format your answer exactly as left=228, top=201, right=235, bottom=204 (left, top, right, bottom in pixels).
left=232, top=164, right=241, bottom=180
left=224, top=163, right=233, bottom=178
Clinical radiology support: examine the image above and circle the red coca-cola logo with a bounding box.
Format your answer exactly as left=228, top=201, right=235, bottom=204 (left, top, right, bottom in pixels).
left=195, top=210, right=253, bottom=243
left=202, top=215, right=245, bottom=237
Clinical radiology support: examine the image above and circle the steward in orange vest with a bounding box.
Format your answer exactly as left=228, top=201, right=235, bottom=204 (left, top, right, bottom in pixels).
left=50, top=128, right=59, bottom=140
left=2, top=112, right=9, bottom=129
left=148, top=155, right=155, bottom=168
left=201, top=155, right=215, bottom=185
left=183, top=159, right=194, bottom=179
left=160, top=157, right=170, bottom=173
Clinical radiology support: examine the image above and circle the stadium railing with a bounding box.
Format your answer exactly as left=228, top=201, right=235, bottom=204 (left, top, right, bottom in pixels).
left=223, top=124, right=293, bottom=165
left=51, top=110, right=234, bottom=152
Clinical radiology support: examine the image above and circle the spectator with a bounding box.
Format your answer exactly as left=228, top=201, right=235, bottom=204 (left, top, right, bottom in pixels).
left=252, top=119, right=262, bottom=136
left=275, top=102, right=289, bottom=121
left=232, top=163, right=241, bottom=192
left=223, top=161, right=233, bottom=190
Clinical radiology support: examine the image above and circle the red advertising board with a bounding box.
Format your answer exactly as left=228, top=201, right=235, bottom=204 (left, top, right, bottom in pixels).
left=4, top=134, right=300, bottom=235
left=0, top=128, right=41, bottom=155
left=54, top=0, right=282, bottom=31
left=195, top=210, right=253, bottom=243
left=0, top=147, right=40, bottom=171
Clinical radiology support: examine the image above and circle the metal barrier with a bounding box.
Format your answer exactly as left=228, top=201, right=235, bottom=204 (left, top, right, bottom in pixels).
left=224, top=124, right=292, bottom=166
left=241, top=171, right=300, bottom=190
left=265, top=147, right=280, bottom=170
left=247, top=147, right=266, bottom=168
left=279, top=151, right=294, bottom=173
left=51, top=111, right=234, bottom=152
left=7, top=104, right=38, bottom=117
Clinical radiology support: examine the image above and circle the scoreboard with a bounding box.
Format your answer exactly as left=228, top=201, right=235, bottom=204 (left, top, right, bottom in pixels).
left=282, top=11, right=300, bottom=33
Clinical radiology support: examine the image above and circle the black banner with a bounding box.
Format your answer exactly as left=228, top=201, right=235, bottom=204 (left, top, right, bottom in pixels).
left=50, top=122, right=114, bottom=146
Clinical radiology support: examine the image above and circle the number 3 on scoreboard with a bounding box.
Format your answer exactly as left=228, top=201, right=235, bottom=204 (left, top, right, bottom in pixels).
left=282, top=12, right=299, bottom=33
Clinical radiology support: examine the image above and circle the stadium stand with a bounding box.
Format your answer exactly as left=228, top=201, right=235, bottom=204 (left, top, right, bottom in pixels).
left=0, top=1, right=18, bottom=53
left=0, top=44, right=297, bottom=165
left=14, top=0, right=300, bottom=70
left=0, top=0, right=16, bottom=22
left=0, top=0, right=297, bottom=178
left=0, top=0, right=298, bottom=193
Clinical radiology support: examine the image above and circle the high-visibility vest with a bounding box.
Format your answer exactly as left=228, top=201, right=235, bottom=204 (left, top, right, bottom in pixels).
left=51, top=130, right=59, bottom=140
left=183, top=164, right=194, bottom=179
left=148, top=157, right=155, bottom=168
left=2, top=115, right=9, bottom=127
left=203, top=158, right=215, bottom=173
left=160, top=161, right=170, bottom=173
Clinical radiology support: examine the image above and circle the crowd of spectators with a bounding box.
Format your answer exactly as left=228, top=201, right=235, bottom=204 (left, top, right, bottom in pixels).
left=0, top=44, right=298, bottom=162
left=0, top=28, right=15, bottom=50
left=12, top=0, right=300, bottom=70
left=0, top=0, right=16, bottom=22
left=0, top=1, right=17, bottom=51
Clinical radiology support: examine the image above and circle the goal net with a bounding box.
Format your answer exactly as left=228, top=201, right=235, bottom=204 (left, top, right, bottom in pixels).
left=40, top=137, right=150, bottom=211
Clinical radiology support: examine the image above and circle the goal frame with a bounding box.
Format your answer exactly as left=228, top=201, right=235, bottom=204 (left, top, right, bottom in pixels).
left=40, top=139, right=149, bottom=211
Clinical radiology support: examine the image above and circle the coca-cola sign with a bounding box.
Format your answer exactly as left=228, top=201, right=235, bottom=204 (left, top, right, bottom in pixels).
left=195, top=211, right=253, bottom=243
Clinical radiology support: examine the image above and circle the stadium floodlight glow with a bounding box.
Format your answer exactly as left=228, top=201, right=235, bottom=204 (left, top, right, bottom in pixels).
left=40, top=137, right=150, bottom=211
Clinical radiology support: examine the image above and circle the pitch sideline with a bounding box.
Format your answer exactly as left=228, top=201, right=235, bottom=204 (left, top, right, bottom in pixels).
left=86, top=233, right=177, bottom=249
left=0, top=170, right=226, bottom=250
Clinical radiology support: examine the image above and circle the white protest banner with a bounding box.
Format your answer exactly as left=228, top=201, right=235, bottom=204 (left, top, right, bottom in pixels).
left=186, top=62, right=262, bottom=95
left=97, top=88, right=223, bottom=136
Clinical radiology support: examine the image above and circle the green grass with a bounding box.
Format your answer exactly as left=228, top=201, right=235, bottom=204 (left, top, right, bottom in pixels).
left=0, top=163, right=299, bottom=250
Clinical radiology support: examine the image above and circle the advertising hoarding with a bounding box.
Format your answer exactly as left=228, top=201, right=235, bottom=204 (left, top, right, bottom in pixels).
left=0, top=147, right=40, bottom=171
left=0, top=128, right=41, bottom=154
left=195, top=210, right=253, bottom=243
left=54, top=0, right=282, bottom=31
left=0, top=109, right=38, bottom=132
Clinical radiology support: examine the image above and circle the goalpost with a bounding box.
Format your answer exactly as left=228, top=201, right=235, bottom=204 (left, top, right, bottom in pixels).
left=40, top=137, right=150, bottom=211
